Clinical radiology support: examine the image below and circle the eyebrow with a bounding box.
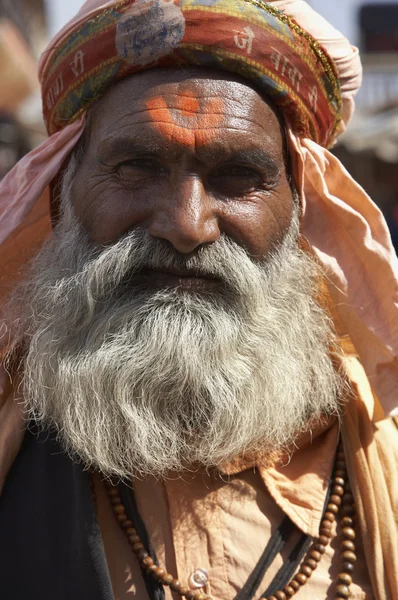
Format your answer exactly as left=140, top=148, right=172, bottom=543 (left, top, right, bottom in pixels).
left=220, top=149, right=281, bottom=181
left=97, top=136, right=166, bottom=162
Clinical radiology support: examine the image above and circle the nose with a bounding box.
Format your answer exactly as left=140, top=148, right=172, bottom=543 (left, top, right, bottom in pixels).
left=149, top=175, right=220, bottom=254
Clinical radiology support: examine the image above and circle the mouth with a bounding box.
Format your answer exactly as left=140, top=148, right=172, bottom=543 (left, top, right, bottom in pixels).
left=137, top=267, right=222, bottom=291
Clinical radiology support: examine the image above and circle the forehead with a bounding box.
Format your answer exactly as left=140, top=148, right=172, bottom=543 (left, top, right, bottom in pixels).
left=86, top=68, right=285, bottom=159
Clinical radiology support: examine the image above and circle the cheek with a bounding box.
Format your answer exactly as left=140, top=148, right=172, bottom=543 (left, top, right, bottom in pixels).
left=221, top=192, right=294, bottom=258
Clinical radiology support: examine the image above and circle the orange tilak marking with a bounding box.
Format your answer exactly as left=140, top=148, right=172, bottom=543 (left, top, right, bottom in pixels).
left=146, top=94, right=224, bottom=146
left=179, top=95, right=200, bottom=116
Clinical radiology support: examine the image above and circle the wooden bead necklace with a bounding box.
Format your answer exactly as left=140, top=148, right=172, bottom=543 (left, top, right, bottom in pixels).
left=104, top=440, right=357, bottom=600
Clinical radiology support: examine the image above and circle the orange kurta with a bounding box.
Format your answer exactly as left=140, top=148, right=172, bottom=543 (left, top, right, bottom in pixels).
left=94, top=417, right=372, bottom=600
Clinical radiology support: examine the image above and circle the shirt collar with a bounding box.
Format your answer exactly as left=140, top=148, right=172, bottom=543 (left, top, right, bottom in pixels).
left=219, top=417, right=339, bottom=538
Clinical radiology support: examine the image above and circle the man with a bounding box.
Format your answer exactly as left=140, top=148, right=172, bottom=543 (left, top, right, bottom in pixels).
left=0, top=1, right=397, bottom=599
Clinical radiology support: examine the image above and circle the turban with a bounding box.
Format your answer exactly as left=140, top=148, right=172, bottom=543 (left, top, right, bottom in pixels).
left=0, top=2, right=398, bottom=596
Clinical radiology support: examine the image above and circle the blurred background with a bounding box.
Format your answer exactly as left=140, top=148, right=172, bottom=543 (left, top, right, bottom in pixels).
left=1, top=0, right=398, bottom=249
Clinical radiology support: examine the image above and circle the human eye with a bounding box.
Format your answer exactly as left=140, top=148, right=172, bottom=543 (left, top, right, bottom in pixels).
left=117, top=157, right=168, bottom=182
left=119, top=157, right=165, bottom=172
left=210, top=164, right=265, bottom=197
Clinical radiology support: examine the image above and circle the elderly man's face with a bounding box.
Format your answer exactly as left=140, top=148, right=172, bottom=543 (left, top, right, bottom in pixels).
left=72, top=69, right=294, bottom=269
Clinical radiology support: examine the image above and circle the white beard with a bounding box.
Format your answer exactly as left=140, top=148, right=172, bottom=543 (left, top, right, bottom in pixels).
left=4, top=153, right=344, bottom=479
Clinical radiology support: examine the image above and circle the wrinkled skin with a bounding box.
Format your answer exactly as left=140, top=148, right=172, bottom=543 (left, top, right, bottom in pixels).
left=72, top=68, right=294, bottom=274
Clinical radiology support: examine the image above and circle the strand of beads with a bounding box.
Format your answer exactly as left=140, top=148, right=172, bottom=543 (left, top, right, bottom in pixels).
left=104, top=481, right=212, bottom=600
left=266, top=442, right=349, bottom=600
left=334, top=443, right=357, bottom=599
